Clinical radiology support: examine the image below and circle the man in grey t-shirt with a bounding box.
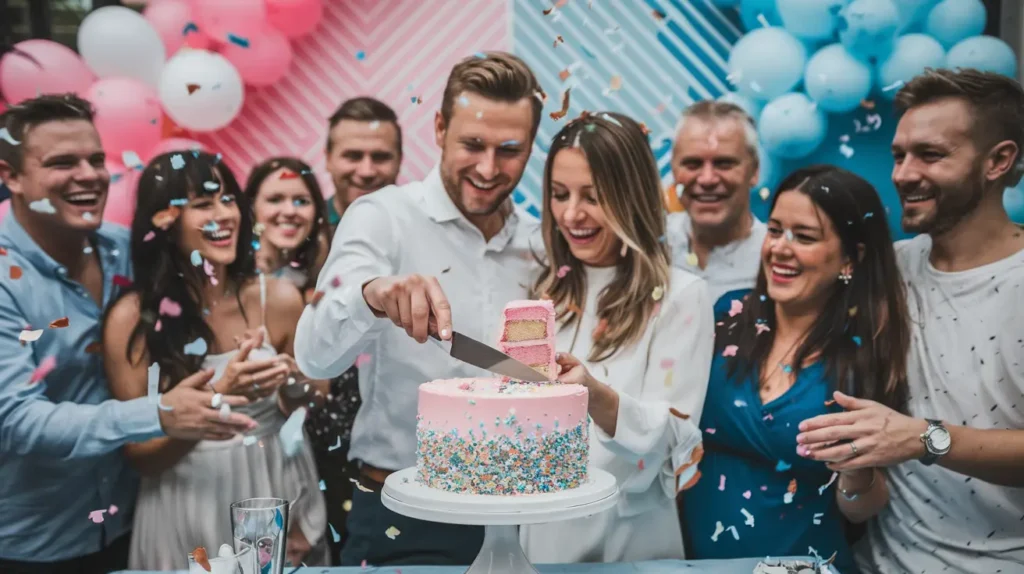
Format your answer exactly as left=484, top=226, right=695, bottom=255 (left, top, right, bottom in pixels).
left=666, top=101, right=767, bottom=309
left=795, top=69, right=1024, bottom=573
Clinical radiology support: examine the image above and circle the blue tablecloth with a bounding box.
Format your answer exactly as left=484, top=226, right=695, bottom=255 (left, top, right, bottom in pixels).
left=117, top=556, right=840, bottom=573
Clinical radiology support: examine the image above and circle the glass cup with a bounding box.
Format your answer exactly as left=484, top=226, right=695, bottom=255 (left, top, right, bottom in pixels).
left=188, top=545, right=256, bottom=574
left=230, top=498, right=289, bottom=574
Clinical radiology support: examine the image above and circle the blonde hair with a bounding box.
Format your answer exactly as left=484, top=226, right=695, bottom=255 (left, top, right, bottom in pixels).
left=675, top=100, right=761, bottom=168
left=532, top=112, right=671, bottom=362
left=440, top=51, right=543, bottom=135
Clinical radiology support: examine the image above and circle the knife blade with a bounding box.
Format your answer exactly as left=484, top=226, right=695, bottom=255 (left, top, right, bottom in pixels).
left=430, top=331, right=551, bottom=382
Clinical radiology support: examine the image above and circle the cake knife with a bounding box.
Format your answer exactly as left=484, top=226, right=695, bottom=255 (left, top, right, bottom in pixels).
left=429, top=331, right=551, bottom=383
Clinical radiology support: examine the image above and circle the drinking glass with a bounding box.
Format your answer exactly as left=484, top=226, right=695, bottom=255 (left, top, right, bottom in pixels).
left=188, top=544, right=256, bottom=574
left=230, top=498, right=289, bottom=574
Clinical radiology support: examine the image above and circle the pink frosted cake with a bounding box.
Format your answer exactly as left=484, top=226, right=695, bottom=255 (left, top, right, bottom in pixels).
left=416, top=378, right=589, bottom=495
left=499, top=300, right=557, bottom=380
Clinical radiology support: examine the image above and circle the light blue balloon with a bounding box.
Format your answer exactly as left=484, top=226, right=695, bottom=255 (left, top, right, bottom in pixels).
left=892, top=0, right=940, bottom=31
left=946, top=35, right=1018, bottom=78
left=728, top=28, right=808, bottom=101
left=758, top=93, right=828, bottom=159
left=739, top=0, right=782, bottom=32
left=1005, top=183, right=1024, bottom=224
left=838, top=0, right=901, bottom=61
left=718, top=92, right=764, bottom=123
left=805, top=44, right=873, bottom=113
left=777, top=0, right=851, bottom=41
left=755, top=143, right=781, bottom=190
left=876, top=34, right=946, bottom=99
left=711, top=0, right=742, bottom=6
left=924, top=0, right=986, bottom=49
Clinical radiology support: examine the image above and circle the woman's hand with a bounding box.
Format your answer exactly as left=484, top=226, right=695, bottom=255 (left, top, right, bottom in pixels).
left=556, top=352, right=619, bottom=437
left=554, top=352, right=595, bottom=388
left=212, top=336, right=291, bottom=399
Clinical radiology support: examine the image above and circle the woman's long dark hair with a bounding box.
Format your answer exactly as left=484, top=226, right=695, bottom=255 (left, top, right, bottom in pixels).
left=719, top=165, right=910, bottom=411
left=243, top=157, right=329, bottom=292
left=121, top=151, right=256, bottom=389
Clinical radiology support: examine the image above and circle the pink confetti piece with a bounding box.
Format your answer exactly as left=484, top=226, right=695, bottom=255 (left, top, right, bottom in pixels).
left=660, top=358, right=675, bottom=369
left=728, top=299, right=743, bottom=317
left=743, top=490, right=751, bottom=499
left=87, top=509, right=106, bottom=523
left=355, top=353, right=372, bottom=368
left=755, top=323, right=771, bottom=335
left=29, top=356, right=57, bottom=385
left=722, top=345, right=738, bottom=357
left=762, top=413, right=774, bottom=421
left=760, top=485, right=768, bottom=491
left=331, top=276, right=343, bottom=288
left=203, top=259, right=218, bottom=286
left=556, top=265, right=571, bottom=278
left=143, top=231, right=156, bottom=242
left=718, top=475, right=726, bottom=491
left=361, top=559, right=368, bottom=569
left=637, top=459, right=645, bottom=471
left=158, top=297, right=182, bottom=317
left=705, top=428, right=716, bottom=434
left=108, top=504, right=119, bottom=515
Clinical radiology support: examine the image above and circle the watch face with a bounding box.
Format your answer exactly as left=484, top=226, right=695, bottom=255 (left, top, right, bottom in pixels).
left=930, top=428, right=952, bottom=452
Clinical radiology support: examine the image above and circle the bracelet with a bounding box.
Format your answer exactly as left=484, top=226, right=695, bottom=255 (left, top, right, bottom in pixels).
left=839, top=469, right=877, bottom=501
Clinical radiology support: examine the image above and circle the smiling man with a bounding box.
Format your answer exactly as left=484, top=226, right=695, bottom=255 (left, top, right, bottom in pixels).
left=295, top=52, right=544, bottom=567
left=667, top=101, right=767, bottom=309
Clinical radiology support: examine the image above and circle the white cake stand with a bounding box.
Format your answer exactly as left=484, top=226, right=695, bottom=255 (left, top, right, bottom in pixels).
left=382, top=467, right=618, bottom=574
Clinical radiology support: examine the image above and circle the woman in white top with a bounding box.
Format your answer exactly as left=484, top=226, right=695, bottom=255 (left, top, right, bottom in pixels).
left=103, top=152, right=328, bottom=569
left=520, top=112, right=715, bottom=562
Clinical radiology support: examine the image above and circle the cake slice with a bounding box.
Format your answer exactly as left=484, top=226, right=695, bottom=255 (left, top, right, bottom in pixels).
left=499, top=300, right=556, bottom=380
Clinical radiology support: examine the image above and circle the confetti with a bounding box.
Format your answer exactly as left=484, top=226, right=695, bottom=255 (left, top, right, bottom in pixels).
left=186, top=83, right=200, bottom=95
left=550, top=88, right=571, bottom=120
left=152, top=206, right=181, bottom=230
left=410, top=96, right=422, bottom=104
left=112, top=274, right=133, bottom=288
left=839, top=144, right=855, bottom=159
left=705, top=428, right=716, bottom=434
left=740, top=508, right=755, bottom=527
left=553, top=35, right=564, bottom=48
left=356, top=50, right=366, bottom=60
left=122, top=150, right=143, bottom=169
left=329, top=522, right=341, bottom=542
left=784, top=478, right=797, bottom=504
left=0, top=127, right=21, bottom=145
left=49, top=317, right=69, bottom=329
left=159, top=297, right=182, bottom=317
left=556, top=265, right=571, bottom=278
left=343, top=499, right=352, bottom=512
left=660, top=358, right=675, bottom=369
left=143, top=231, right=156, bottom=242
left=310, top=290, right=325, bottom=306
left=351, top=479, right=374, bottom=493
left=108, top=504, right=118, bottom=515
left=355, top=353, right=372, bottom=368
left=710, top=521, right=725, bottom=542
left=669, top=407, right=690, bottom=420
left=328, top=437, right=342, bottom=451
left=824, top=399, right=836, bottom=407
left=184, top=337, right=207, bottom=356
left=227, top=34, right=249, bottom=48
left=851, top=335, right=862, bottom=347
left=29, top=199, right=56, bottom=214
left=775, top=460, right=792, bottom=472
left=190, top=250, right=203, bottom=266
left=685, top=252, right=699, bottom=267
left=758, top=187, right=771, bottom=201
left=457, top=95, right=471, bottom=108
left=192, top=546, right=212, bottom=572
left=729, top=299, right=743, bottom=317
left=385, top=526, right=401, bottom=540
left=29, top=356, right=57, bottom=385
left=718, top=474, right=726, bottom=491
left=663, top=370, right=672, bottom=388
left=882, top=81, right=904, bottom=92
left=182, top=21, right=199, bottom=35
left=651, top=285, right=664, bottom=301
left=637, top=459, right=645, bottom=471
left=733, top=399, right=748, bottom=408
left=608, top=75, right=622, bottom=92
left=87, top=509, right=106, bottom=523
left=813, top=512, right=823, bottom=525
left=85, top=341, right=102, bottom=354
left=743, top=490, right=751, bottom=499
left=202, top=180, right=219, bottom=191
left=848, top=306, right=858, bottom=317
left=19, top=328, right=44, bottom=343
left=722, top=345, right=739, bottom=357
left=727, top=525, right=740, bottom=540
left=818, top=472, right=838, bottom=495
left=755, top=322, right=771, bottom=335
left=558, top=68, right=571, bottom=81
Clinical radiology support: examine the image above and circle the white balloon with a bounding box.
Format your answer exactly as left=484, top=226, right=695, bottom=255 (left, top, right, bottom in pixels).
left=158, top=50, right=245, bottom=132
left=77, top=6, right=167, bottom=88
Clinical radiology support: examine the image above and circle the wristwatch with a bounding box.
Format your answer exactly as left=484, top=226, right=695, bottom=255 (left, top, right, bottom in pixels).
left=920, top=419, right=951, bottom=465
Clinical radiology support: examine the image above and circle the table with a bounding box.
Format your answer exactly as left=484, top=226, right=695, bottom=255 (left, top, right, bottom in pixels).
left=116, top=556, right=841, bottom=573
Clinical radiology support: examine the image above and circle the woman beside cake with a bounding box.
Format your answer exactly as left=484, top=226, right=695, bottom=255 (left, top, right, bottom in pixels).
left=518, top=112, right=715, bottom=562
left=102, top=152, right=329, bottom=569
left=680, top=165, right=910, bottom=573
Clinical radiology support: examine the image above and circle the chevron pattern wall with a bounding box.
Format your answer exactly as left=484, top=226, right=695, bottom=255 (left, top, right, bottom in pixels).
left=189, top=0, right=740, bottom=218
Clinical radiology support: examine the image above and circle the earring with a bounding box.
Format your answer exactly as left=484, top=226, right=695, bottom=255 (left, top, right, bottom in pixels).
left=838, top=271, right=852, bottom=284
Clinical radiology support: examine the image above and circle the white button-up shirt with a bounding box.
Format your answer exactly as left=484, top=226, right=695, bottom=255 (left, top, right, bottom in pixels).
left=294, top=166, right=542, bottom=471
left=665, top=211, right=767, bottom=305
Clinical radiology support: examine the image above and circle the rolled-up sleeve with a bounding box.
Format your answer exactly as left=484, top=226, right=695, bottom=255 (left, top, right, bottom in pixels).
left=294, top=198, right=397, bottom=379
left=0, top=288, right=163, bottom=460
left=594, top=278, right=714, bottom=497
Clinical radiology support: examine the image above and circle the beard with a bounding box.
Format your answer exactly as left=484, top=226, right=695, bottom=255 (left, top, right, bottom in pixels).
left=901, top=164, right=985, bottom=235
left=439, top=150, right=516, bottom=217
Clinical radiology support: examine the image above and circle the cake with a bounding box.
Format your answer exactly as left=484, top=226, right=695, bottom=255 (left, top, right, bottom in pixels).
left=498, top=300, right=557, bottom=380
left=416, top=377, right=589, bottom=495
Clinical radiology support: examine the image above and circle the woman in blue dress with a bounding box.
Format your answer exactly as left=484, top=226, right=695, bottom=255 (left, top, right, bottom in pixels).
left=681, top=165, right=911, bottom=573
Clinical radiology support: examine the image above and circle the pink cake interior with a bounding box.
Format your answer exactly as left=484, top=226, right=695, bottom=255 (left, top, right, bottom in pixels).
left=503, top=300, right=555, bottom=322
left=498, top=300, right=557, bottom=380
left=500, top=343, right=551, bottom=366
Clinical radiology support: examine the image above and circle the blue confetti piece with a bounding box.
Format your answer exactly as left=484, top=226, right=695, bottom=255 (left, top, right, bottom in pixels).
left=329, top=523, right=341, bottom=543
left=319, top=479, right=326, bottom=491
left=759, top=294, right=767, bottom=301
left=190, top=250, right=203, bottom=266
left=852, top=336, right=862, bottom=347
left=110, top=173, right=123, bottom=184
left=202, top=180, right=219, bottom=191
left=457, top=95, right=470, bottom=107
left=202, top=221, right=219, bottom=232
left=170, top=154, right=185, bottom=170
left=864, top=212, right=873, bottom=219
left=356, top=50, right=366, bottom=60
left=278, top=407, right=307, bottom=458
left=274, top=508, right=284, bottom=530
left=579, top=45, right=597, bottom=59
left=775, top=460, right=792, bottom=472
left=182, top=21, right=199, bottom=35
left=227, top=33, right=250, bottom=48
left=170, top=198, right=188, bottom=206
left=183, top=337, right=207, bottom=355
left=474, top=51, right=486, bottom=58
left=251, top=240, right=261, bottom=251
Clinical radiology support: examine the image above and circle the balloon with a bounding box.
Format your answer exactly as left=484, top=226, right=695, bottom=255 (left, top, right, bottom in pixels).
left=85, top=77, right=162, bottom=162
left=838, top=0, right=901, bottom=61
left=144, top=0, right=213, bottom=55
left=220, top=25, right=293, bottom=87
left=755, top=143, right=781, bottom=192
left=0, top=40, right=96, bottom=104
left=266, top=0, right=324, bottom=38
left=805, top=44, right=873, bottom=113
left=104, top=159, right=139, bottom=228
left=739, top=0, right=783, bottom=32
left=892, top=0, right=940, bottom=31
left=777, top=0, right=851, bottom=41
left=924, top=0, right=986, bottom=49
left=77, top=6, right=167, bottom=88
left=728, top=28, right=807, bottom=101
left=876, top=34, right=946, bottom=99
left=758, top=93, right=828, bottom=159
left=946, top=36, right=1017, bottom=78
left=158, top=50, right=245, bottom=132
left=718, top=92, right=764, bottom=124
left=1005, top=182, right=1024, bottom=225
left=194, top=0, right=268, bottom=43
left=144, top=137, right=207, bottom=163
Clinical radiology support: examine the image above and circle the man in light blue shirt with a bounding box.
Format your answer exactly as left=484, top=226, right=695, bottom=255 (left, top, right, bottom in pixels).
left=0, top=94, right=256, bottom=572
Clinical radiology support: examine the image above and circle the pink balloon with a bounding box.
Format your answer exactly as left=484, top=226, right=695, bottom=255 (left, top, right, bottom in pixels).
left=104, top=160, right=139, bottom=228
left=0, top=40, right=96, bottom=104
left=220, top=25, right=293, bottom=87
left=144, top=137, right=207, bottom=163
left=266, top=0, right=323, bottom=38
left=144, top=0, right=213, bottom=55
left=85, top=77, right=163, bottom=163
left=193, top=0, right=267, bottom=43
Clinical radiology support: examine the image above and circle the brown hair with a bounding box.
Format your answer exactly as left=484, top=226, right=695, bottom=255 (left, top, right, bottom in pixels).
left=0, top=93, right=95, bottom=172
left=676, top=100, right=760, bottom=166
left=532, top=112, right=671, bottom=362
left=326, top=97, right=402, bottom=156
left=895, top=67, right=1024, bottom=186
left=440, top=51, right=543, bottom=135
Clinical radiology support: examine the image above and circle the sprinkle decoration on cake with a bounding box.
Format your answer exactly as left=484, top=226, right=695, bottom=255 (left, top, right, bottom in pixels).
left=499, top=300, right=557, bottom=380
left=416, top=377, right=589, bottom=495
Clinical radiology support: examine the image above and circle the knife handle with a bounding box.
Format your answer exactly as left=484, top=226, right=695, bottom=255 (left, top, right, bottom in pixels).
left=428, top=333, right=453, bottom=353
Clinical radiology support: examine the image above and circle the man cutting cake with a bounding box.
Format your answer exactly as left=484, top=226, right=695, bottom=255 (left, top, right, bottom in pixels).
left=294, top=51, right=544, bottom=567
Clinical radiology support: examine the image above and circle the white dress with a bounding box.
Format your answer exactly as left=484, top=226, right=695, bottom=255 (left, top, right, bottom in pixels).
left=520, top=265, right=715, bottom=563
